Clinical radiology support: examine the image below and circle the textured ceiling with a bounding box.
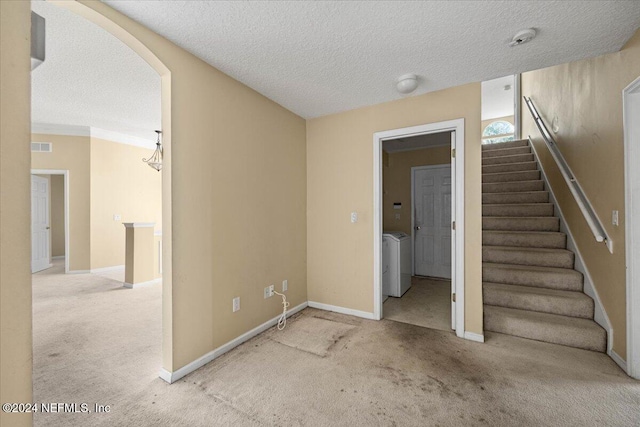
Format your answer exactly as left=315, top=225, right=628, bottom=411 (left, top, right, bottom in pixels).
left=31, top=0, right=161, bottom=142
left=32, top=1, right=640, bottom=135
left=482, top=75, right=515, bottom=121
left=102, top=0, right=640, bottom=119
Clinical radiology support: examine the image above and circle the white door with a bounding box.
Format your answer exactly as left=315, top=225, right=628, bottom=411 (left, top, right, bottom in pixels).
left=413, top=165, right=452, bottom=279
left=31, top=175, right=51, bottom=273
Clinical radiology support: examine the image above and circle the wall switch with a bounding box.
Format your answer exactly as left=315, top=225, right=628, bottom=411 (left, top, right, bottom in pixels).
left=113, top=214, right=122, bottom=221
left=232, top=297, right=240, bottom=312
left=282, top=279, right=288, bottom=292
left=351, top=212, right=358, bottom=223
left=264, top=285, right=274, bottom=299
left=612, top=210, right=619, bottom=226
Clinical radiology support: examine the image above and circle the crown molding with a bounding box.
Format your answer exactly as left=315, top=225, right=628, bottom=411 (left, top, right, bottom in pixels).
left=31, top=123, right=155, bottom=149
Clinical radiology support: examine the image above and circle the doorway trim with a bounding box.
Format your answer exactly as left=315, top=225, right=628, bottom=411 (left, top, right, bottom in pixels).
left=373, top=118, right=465, bottom=338
left=31, top=169, right=70, bottom=274
left=624, top=75, right=640, bottom=379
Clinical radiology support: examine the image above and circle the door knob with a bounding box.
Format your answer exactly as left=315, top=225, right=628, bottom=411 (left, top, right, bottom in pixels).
left=415, top=226, right=421, bottom=230
left=46, top=226, right=50, bottom=230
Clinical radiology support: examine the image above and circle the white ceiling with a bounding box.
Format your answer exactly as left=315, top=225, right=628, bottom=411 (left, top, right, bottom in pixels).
left=31, top=0, right=161, bottom=143
left=482, top=75, right=515, bottom=121
left=31, top=1, right=640, bottom=138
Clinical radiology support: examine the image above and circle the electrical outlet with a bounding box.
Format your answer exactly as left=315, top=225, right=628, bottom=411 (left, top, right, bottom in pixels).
left=264, top=285, right=274, bottom=299
left=282, top=279, right=288, bottom=292
left=113, top=214, right=122, bottom=221
left=351, top=212, right=358, bottom=223
left=232, top=297, right=240, bottom=312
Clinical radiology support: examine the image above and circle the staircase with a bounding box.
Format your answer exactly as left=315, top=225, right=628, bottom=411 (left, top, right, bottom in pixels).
left=481, top=139, right=607, bottom=352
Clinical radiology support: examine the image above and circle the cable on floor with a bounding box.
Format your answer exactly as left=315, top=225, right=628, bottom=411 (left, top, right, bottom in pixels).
left=272, top=290, right=290, bottom=330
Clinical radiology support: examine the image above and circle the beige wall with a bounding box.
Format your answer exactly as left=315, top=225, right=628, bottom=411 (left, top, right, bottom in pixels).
left=59, top=0, right=308, bottom=372
left=90, top=137, right=162, bottom=269
left=383, top=146, right=451, bottom=234
left=307, top=83, right=483, bottom=334
left=51, top=175, right=65, bottom=257
left=32, top=134, right=91, bottom=271
left=0, top=1, right=33, bottom=426
left=521, top=29, right=640, bottom=358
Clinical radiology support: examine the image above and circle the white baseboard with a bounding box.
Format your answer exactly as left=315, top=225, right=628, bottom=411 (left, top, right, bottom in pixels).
left=464, top=331, right=485, bottom=343
left=159, top=301, right=308, bottom=384
left=67, top=269, right=90, bottom=274
left=307, top=301, right=376, bottom=320
left=123, top=278, right=161, bottom=289
left=609, top=349, right=627, bottom=373
left=91, top=265, right=125, bottom=274
left=52, top=255, right=65, bottom=260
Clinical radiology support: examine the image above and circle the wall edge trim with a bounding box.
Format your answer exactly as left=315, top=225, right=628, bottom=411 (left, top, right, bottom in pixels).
left=307, top=301, right=376, bottom=319
left=463, top=331, right=485, bottom=343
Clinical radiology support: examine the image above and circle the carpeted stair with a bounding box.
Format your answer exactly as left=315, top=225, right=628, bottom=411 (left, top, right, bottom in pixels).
left=482, top=139, right=606, bottom=352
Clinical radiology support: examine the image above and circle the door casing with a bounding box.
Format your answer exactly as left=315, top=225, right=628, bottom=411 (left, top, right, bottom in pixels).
left=373, top=118, right=465, bottom=338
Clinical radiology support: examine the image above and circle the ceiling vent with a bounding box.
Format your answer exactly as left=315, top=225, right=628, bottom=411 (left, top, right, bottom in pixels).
left=31, top=142, right=52, bottom=153
left=509, top=28, right=537, bottom=47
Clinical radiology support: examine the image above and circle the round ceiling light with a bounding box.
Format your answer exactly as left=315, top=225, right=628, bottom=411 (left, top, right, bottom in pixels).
left=509, top=28, right=537, bottom=47
left=396, top=74, right=419, bottom=94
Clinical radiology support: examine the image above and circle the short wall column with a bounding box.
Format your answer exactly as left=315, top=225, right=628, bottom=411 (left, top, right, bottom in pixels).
left=123, top=222, right=157, bottom=288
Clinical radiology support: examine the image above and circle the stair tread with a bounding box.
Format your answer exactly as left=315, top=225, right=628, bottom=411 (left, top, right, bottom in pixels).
left=481, top=139, right=528, bottom=151
left=483, top=262, right=582, bottom=277
left=482, top=146, right=531, bottom=157
left=484, top=245, right=573, bottom=255
left=483, top=282, right=592, bottom=301
left=483, top=305, right=606, bottom=352
left=482, top=170, right=538, bottom=178
left=483, top=203, right=553, bottom=207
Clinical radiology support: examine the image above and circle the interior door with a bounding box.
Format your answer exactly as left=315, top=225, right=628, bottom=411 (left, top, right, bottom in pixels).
left=31, top=174, right=51, bottom=273
left=413, top=165, right=452, bottom=279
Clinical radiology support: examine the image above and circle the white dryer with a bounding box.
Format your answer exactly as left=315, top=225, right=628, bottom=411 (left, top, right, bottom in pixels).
left=382, top=232, right=412, bottom=297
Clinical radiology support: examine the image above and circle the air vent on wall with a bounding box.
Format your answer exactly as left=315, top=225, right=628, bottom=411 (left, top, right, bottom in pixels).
left=31, top=142, right=52, bottom=152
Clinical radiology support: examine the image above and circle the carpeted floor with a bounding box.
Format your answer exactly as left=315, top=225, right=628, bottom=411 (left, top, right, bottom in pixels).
left=383, top=276, right=451, bottom=332
left=32, top=260, right=640, bottom=426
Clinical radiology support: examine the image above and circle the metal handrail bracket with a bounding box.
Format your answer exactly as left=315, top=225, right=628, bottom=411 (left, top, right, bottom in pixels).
left=524, top=96, right=613, bottom=254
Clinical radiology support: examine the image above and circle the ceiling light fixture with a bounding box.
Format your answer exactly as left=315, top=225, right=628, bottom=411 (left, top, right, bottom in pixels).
left=143, top=130, right=163, bottom=171
left=509, top=28, right=537, bottom=47
left=396, top=74, right=419, bottom=94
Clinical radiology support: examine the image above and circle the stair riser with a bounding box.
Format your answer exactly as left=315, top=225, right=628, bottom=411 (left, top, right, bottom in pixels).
left=484, top=308, right=606, bottom=352
left=483, top=204, right=553, bottom=217
left=482, top=170, right=540, bottom=183
left=482, top=192, right=549, bottom=204
left=482, top=232, right=566, bottom=249
left=482, top=146, right=531, bottom=158
left=482, top=153, right=534, bottom=165
left=482, top=140, right=529, bottom=151
left=482, top=265, right=583, bottom=291
left=482, top=162, right=538, bottom=174
left=483, top=217, right=560, bottom=232
left=483, top=247, right=574, bottom=269
left=483, top=181, right=544, bottom=193
left=483, top=288, right=594, bottom=319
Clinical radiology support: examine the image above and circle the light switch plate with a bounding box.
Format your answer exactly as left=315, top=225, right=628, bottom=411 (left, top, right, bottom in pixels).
left=113, top=214, right=122, bottom=221
left=351, top=212, right=358, bottom=223
left=612, top=210, right=619, bottom=226
left=232, top=297, right=240, bottom=312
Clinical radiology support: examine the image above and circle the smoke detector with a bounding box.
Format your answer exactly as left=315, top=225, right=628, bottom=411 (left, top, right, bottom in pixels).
left=396, top=74, right=419, bottom=94
left=509, top=28, right=537, bottom=47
